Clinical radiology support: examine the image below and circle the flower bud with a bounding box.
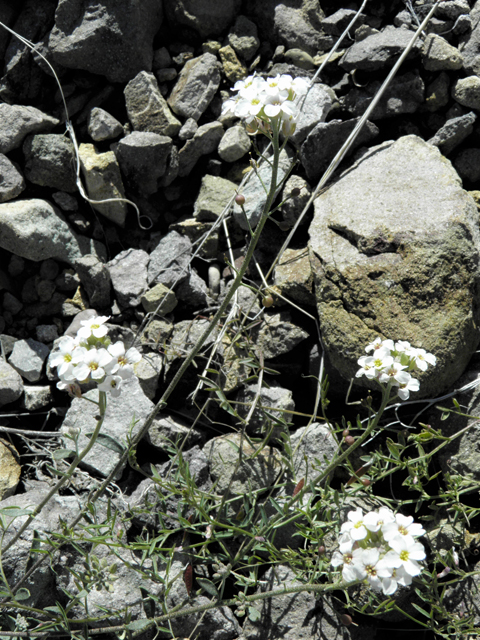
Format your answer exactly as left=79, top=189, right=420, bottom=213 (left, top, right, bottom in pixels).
left=235, top=194, right=246, bottom=206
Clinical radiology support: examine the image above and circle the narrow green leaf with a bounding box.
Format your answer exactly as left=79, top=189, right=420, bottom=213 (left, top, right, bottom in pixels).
left=126, top=619, right=151, bottom=632
left=52, top=448, right=75, bottom=460
left=85, top=432, right=125, bottom=455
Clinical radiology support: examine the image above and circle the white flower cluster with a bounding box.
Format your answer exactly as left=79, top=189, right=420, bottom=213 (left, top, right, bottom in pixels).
left=332, top=507, right=426, bottom=595
left=222, top=73, right=310, bottom=136
left=49, top=316, right=141, bottom=398
left=356, top=338, right=436, bottom=400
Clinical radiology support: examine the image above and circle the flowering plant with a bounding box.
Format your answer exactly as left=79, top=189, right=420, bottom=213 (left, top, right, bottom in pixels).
left=356, top=338, right=436, bottom=400
left=332, top=507, right=426, bottom=595
left=222, top=73, right=310, bottom=137
left=49, top=315, right=142, bottom=398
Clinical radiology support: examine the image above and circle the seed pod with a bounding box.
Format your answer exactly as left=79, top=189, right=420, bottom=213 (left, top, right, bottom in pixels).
left=361, top=478, right=371, bottom=487
left=292, top=478, right=305, bottom=497
left=318, top=545, right=325, bottom=555
left=290, top=187, right=301, bottom=197
left=235, top=194, right=246, bottom=206
left=339, top=614, right=353, bottom=626
left=262, top=295, right=274, bottom=307
left=342, top=429, right=350, bottom=438
left=345, top=435, right=355, bottom=446
left=184, top=564, right=193, bottom=596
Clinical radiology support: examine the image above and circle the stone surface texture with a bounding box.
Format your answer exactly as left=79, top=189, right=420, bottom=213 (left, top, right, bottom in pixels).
left=309, top=135, right=480, bottom=397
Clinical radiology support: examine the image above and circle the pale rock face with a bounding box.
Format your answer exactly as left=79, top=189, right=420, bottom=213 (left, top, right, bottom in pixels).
left=309, top=135, right=480, bottom=398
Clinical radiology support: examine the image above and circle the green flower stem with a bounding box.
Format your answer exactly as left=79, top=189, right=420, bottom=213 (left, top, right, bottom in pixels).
left=0, top=579, right=356, bottom=637
left=1, top=391, right=108, bottom=556
left=231, top=382, right=394, bottom=567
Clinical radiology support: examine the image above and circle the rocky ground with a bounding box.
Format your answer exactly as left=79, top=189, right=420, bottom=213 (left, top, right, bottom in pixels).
left=2, top=0, right=480, bottom=638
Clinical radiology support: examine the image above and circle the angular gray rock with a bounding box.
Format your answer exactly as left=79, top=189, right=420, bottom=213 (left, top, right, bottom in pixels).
left=300, top=118, right=379, bottom=182
left=245, top=0, right=326, bottom=56
left=217, top=125, right=251, bottom=162
left=0, top=104, right=58, bottom=154
left=75, top=254, right=111, bottom=308
left=8, top=338, right=50, bottom=383
left=124, top=71, right=181, bottom=137
left=343, top=71, right=425, bottom=120
left=309, top=135, right=480, bottom=398
left=253, top=311, right=309, bottom=360
left=115, top=131, right=172, bottom=196
left=233, top=148, right=293, bottom=230
left=341, top=25, right=423, bottom=72
left=23, top=133, right=77, bottom=192
left=60, top=376, right=153, bottom=478
left=452, top=76, right=480, bottom=110
left=178, top=121, right=224, bottom=177
left=168, top=53, right=222, bottom=121
left=236, top=383, right=295, bottom=437
left=289, top=82, right=333, bottom=147
left=49, top=0, right=163, bottom=82
left=422, top=33, right=463, bottom=71
left=290, top=422, right=338, bottom=483
left=0, top=154, right=25, bottom=203
left=0, top=359, right=24, bottom=407
left=175, top=269, right=209, bottom=308
left=227, top=15, right=260, bottom=61
left=458, top=2, right=480, bottom=76
left=78, top=143, right=127, bottom=227
left=204, top=432, right=283, bottom=495
left=87, top=107, right=124, bottom=142
left=0, top=199, right=104, bottom=266
left=107, top=248, right=149, bottom=308
left=22, top=385, right=53, bottom=411
left=322, top=8, right=365, bottom=35
left=148, top=231, right=192, bottom=288
left=141, top=283, right=177, bottom=315
left=164, top=0, right=241, bottom=38
left=428, top=111, right=477, bottom=155
left=194, top=174, right=237, bottom=221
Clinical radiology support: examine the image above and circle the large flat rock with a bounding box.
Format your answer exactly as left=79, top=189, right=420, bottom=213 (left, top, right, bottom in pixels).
left=308, top=135, right=480, bottom=397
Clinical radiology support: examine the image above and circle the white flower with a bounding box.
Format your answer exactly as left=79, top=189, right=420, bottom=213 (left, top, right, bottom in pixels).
left=291, top=76, right=310, bottom=95
left=356, top=355, right=378, bottom=380
left=73, top=347, right=113, bottom=382
left=388, top=537, right=426, bottom=576
left=98, top=374, right=124, bottom=398
left=77, top=315, right=110, bottom=340
left=378, top=363, right=409, bottom=385
left=382, top=513, right=425, bottom=544
left=365, top=337, right=394, bottom=353
left=409, top=348, right=436, bottom=371
left=352, top=548, right=383, bottom=590
left=50, top=336, right=77, bottom=377
left=395, top=375, right=420, bottom=400
left=378, top=564, right=413, bottom=595
left=332, top=550, right=358, bottom=583
left=341, top=509, right=368, bottom=541
left=106, top=342, right=142, bottom=377
left=56, top=380, right=82, bottom=398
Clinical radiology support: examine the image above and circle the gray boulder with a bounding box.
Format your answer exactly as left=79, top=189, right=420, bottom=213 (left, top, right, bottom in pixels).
left=148, top=230, right=192, bottom=288
left=178, top=121, right=224, bottom=177
left=60, top=376, right=153, bottom=479
left=245, top=0, right=326, bottom=56
left=115, top=131, right=172, bottom=196
left=0, top=199, right=104, bottom=266
left=107, top=248, right=149, bottom=308
left=0, top=104, right=58, bottom=154
left=168, top=53, right=221, bottom=121
left=124, top=71, right=181, bottom=137
left=341, top=25, right=423, bottom=72
left=227, top=14, right=260, bottom=61
left=233, top=148, right=293, bottom=230
left=300, top=118, right=379, bottom=182
left=164, top=0, right=241, bottom=38
left=309, top=135, right=480, bottom=398
left=0, top=360, right=24, bottom=407
left=217, top=125, right=251, bottom=162
left=458, top=2, right=480, bottom=76
left=0, top=154, right=25, bottom=203
left=88, top=107, right=124, bottom=142
left=23, top=133, right=77, bottom=192
left=8, top=338, right=50, bottom=383
left=49, top=0, right=163, bottom=82
left=428, top=111, right=477, bottom=155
